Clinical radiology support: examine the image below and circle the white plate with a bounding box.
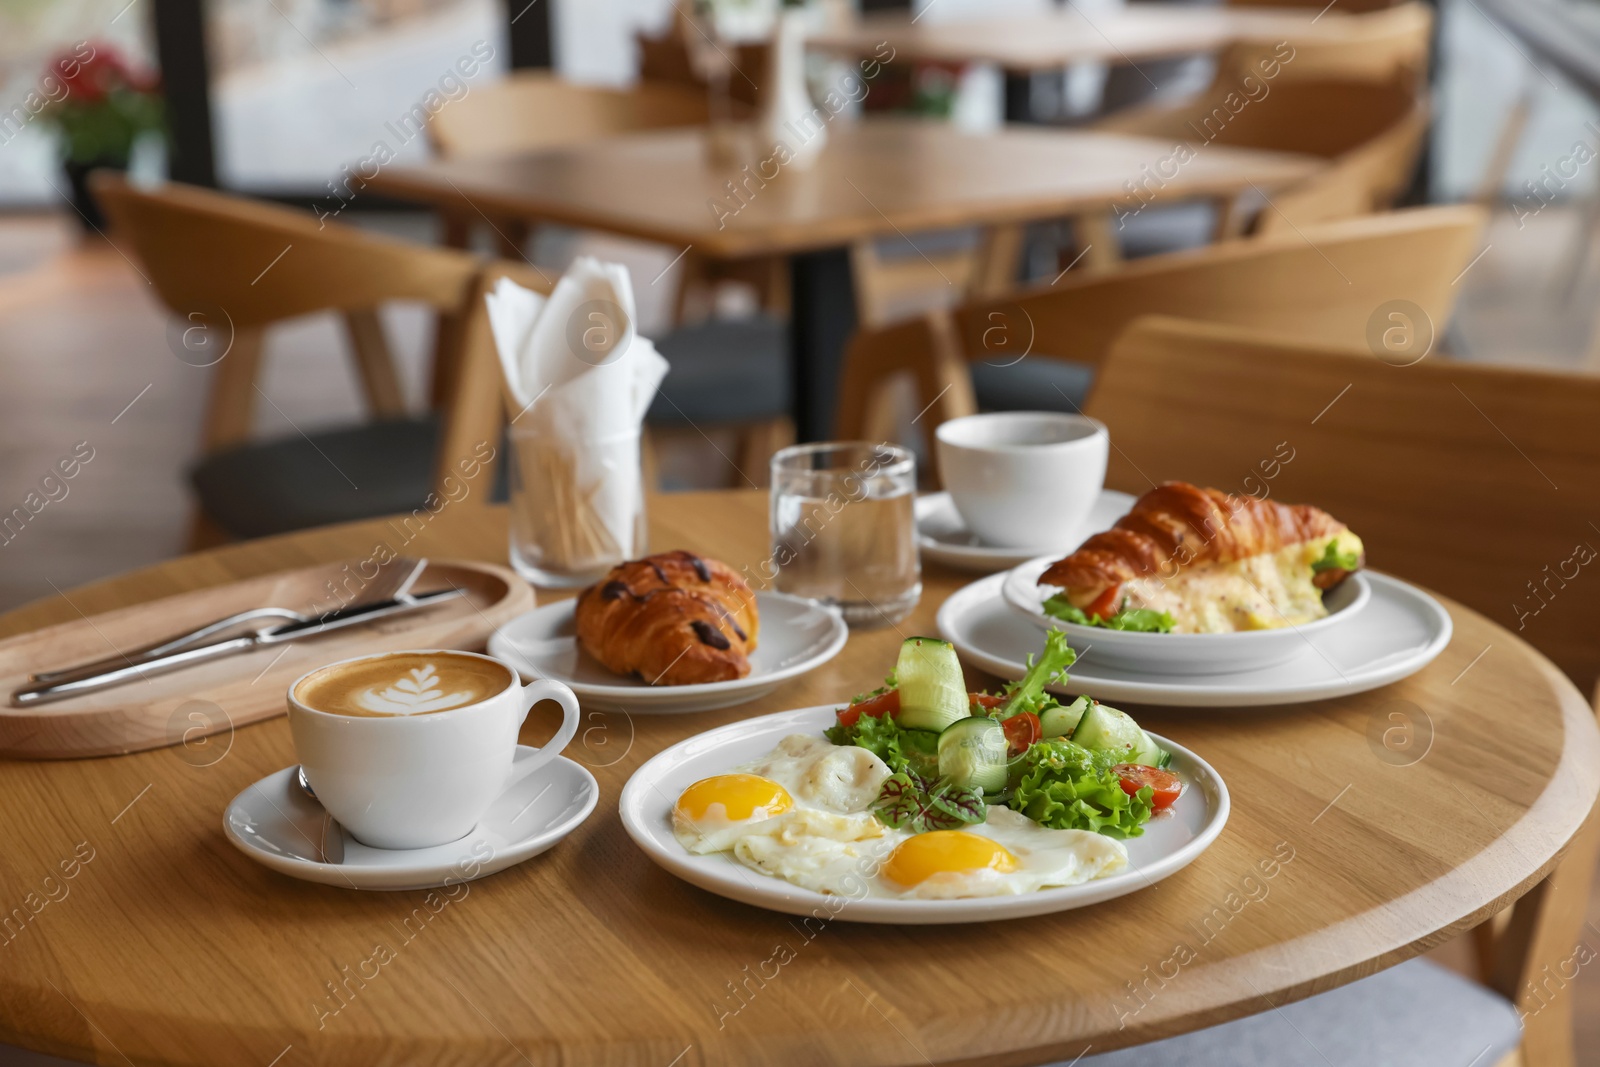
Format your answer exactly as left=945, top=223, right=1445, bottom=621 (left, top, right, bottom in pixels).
left=618, top=705, right=1228, bottom=924
left=223, top=748, right=598, bottom=891
left=1002, top=554, right=1373, bottom=675
left=916, top=489, right=1137, bottom=573
left=944, top=571, right=1451, bottom=707
left=488, top=592, right=848, bottom=713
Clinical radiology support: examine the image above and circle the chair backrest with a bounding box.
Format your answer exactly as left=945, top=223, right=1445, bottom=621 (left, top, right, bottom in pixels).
left=90, top=173, right=533, bottom=496
left=1252, top=94, right=1430, bottom=235
left=1085, top=314, right=1600, bottom=694
left=1221, top=2, right=1432, bottom=86
left=835, top=205, right=1485, bottom=441
left=427, top=72, right=714, bottom=159
left=91, top=172, right=478, bottom=327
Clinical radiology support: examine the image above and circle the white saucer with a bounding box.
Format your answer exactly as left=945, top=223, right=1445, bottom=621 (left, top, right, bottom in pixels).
left=619, top=705, right=1228, bottom=924
left=489, top=591, right=847, bottom=713
left=916, top=489, right=1137, bottom=572
left=940, top=571, right=1452, bottom=707
left=223, top=748, right=598, bottom=891
left=1002, top=553, right=1373, bottom=675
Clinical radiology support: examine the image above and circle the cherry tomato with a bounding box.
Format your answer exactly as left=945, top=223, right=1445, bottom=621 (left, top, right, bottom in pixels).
left=1001, top=711, right=1041, bottom=756
left=1114, top=764, right=1183, bottom=811
left=834, top=688, right=900, bottom=729
left=1087, top=584, right=1123, bottom=621
left=969, top=693, right=1005, bottom=711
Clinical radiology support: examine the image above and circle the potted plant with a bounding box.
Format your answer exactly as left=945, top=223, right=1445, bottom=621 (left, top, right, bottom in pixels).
left=37, top=42, right=164, bottom=232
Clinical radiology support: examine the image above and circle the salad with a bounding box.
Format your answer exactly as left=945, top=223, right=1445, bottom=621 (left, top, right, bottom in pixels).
left=824, top=631, right=1183, bottom=839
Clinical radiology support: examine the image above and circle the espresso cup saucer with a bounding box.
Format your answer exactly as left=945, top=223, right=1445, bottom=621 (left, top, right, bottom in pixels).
left=223, top=747, right=598, bottom=891
left=916, top=489, right=1137, bottom=573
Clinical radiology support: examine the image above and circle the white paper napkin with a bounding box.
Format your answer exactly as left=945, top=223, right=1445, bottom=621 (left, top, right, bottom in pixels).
left=485, top=258, right=669, bottom=570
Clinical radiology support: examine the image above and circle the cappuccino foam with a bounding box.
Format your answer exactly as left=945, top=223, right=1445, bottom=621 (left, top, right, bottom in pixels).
left=295, top=652, right=512, bottom=717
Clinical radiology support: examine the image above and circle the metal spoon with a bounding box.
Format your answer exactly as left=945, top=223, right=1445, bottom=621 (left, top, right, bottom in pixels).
left=295, top=765, right=345, bottom=865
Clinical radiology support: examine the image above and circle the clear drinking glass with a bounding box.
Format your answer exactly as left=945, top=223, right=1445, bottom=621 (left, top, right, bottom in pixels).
left=507, top=423, right=647, bottom=588
left=769, top=442, right=920, bottom=628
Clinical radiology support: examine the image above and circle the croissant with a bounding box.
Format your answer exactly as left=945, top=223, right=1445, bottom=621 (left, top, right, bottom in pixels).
left=574, top=551, right=759, bottom=685
left=1037, top=483, right=1364, bottom=633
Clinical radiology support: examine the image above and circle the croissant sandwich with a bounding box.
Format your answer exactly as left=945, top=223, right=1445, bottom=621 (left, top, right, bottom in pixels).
left=575, top=551, right=759, bottom=685
left=1037, top=482, right=1364, bottom=634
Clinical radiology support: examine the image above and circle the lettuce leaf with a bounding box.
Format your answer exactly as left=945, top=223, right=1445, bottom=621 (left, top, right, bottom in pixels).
left=826, top=710, right=907, bottom=771
left=1009, top=739, right=1153, bottom=838
left=996, top=628, right=1077, bottom=721
left=873, top=771, right=986, bottom=833
left=1042, top=594, right=1175, bottom=633
left=1311, top=539, right=1361, bottom=574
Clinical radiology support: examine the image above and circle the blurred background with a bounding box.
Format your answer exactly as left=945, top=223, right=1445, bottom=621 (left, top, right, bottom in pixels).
left=0, top=0, right=1596, bottom=609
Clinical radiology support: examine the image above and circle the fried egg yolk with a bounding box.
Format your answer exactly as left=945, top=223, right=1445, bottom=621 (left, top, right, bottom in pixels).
left=882, top=831, right=1018, bottom=887
left=675, top=774, right=793, bottom=825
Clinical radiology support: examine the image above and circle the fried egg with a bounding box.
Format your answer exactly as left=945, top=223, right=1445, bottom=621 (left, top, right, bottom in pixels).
left=881, top=807, right=1127, bottom=899
left=672, top=773, right=795, bottom=854
left=673, top=736, right=1129, bottom=900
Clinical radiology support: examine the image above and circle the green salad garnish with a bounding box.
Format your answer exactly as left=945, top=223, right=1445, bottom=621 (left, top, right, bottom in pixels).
left=1011, top=740, right=1154, bottom=837
left=1311, top=539, right=1361, bottom=574
left=1042, top=594, right=1175, bottom=633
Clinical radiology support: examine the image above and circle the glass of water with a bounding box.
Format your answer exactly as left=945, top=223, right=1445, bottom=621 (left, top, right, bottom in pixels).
left=769, top=442, right=920, bottom=628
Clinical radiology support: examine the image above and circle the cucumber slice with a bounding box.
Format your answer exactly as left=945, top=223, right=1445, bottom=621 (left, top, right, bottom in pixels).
left=937, top=716, right=1008, bottom=793
left=1072, top=700, right=1146, bottom=761
left=1040, top=695, right=1091, bottom=739
left=1127, top=730, right=1169, bottom=768
left=895, top=637, right=968, bottom=733
left=900, top=728, right=943, bottom=780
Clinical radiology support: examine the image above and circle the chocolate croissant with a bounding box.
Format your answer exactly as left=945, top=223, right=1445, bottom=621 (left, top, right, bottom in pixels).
left=574, top=551, right=759, bottom=685
left=1038, top=483, right=1364, bottom=633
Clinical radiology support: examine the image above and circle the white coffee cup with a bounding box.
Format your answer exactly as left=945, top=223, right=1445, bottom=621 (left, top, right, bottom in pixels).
left=935, top=411, right=1109, bottom=551
left=287, top=649, right=580, bottom=850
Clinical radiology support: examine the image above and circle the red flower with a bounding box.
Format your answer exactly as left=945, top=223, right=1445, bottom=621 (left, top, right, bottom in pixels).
left=47, top=42, right=159, bottom=104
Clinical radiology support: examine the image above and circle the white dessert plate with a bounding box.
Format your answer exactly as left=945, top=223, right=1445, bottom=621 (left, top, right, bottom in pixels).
left=916, top=489, right=1137, bottom=572
left=945, top=571, right=1451, bottom=707
left=224, top=748, right=598, bottom=891
left=618, top=705, right=1228, bottom=924
left=1001, top=553, right=1373, bottom=675
left=489, top=592, right=847, bottom=713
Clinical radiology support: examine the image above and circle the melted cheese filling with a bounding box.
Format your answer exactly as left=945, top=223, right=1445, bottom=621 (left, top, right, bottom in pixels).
left=1117, top=533, right=1362, bottom=634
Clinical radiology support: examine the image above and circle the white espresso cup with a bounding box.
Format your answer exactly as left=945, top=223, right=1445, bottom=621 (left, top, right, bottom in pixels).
left=287, top=649, right=580, bottom=850
left=935, top=411, right=1109, bottom=551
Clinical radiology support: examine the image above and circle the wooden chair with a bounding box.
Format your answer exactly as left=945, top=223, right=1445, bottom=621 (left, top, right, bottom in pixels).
left=835, top=205, right=1485, bottom=450
left=90, top=173, right=532, bottom=546
left=1066, top=314, right=1600, bottom=1066
left=1088, top=3, right=1433, bottom=256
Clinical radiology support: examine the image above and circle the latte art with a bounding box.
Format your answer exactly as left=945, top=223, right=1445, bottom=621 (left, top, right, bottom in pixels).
left=295, top=652, right=512, bottom=718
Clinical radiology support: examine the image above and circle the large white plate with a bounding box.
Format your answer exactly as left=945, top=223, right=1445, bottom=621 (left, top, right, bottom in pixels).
left=1002, top=554, right=1373, bottom=675
left=944, top=571, right=1452, bottom=707
left=489, top=592, right=848, bottom=713
left=916, top=489, right=1137, bottom=573
left=224, top=749, right=598, bottom=891
left=618, top=705, right=1228, bottom=924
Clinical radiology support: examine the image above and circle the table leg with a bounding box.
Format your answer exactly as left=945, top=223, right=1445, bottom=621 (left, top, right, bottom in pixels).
left=789, top=247, right=857, bottom=442
left=1003, top=71, right=1033, bottom=123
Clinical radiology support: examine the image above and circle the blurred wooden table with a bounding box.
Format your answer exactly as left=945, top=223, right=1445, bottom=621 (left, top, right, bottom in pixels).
left=368, top=119, right=1318, bottom=440
left=0, top=492, right=1595, bottom=1066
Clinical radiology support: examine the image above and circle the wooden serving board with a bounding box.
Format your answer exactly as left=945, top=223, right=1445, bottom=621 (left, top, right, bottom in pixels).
left=0, top=559, right=533, bottom=759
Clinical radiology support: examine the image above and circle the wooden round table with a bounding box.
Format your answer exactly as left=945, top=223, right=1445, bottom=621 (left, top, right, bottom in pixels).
left=1, top=492, right=1595, bottom=1066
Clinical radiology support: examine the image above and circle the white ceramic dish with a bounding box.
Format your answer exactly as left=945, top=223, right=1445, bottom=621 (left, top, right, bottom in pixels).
left=1001, top=554, right=1373, bottom=675
left=943, top=571, right=1452, bottom=707
left=223, top=748, right=598, bottom=891
left=489, top=592, right=847, bottom=713
left=618, top=705, right=1228, bottom=924
left=916, top=489, right=1137, bottom=573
